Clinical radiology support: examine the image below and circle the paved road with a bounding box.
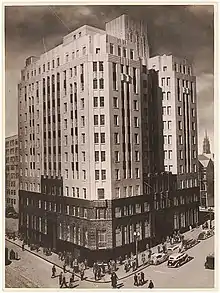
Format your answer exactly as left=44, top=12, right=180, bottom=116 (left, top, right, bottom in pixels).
left=5, top=235, right=214, bottom=289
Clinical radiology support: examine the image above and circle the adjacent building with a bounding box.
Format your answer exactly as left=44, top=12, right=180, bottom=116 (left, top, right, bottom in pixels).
left=5, top=135, right=19, bottom=213
left=198, top=132, right=214, bottom=208
left=18, top=14, right=199, bottom=262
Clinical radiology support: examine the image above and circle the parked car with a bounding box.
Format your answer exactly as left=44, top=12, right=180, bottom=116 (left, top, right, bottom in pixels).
left=167, top=244, right=181, bottom=255
left=183, top=238, right=199, bottom=251
left=198, top=230, right=212, bottom=240
left=205, top=254, right=214, bottom=270
left=167, top=252, right=189, bottom=268
left=150, top=253, right=168, bottom=265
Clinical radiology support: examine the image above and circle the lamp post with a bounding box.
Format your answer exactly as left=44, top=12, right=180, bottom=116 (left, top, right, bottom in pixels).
left=133, top=231, right=140, bottom=268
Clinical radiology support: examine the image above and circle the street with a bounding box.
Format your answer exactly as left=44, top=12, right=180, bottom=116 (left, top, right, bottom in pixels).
left=5, top=235, right=214, bottom=289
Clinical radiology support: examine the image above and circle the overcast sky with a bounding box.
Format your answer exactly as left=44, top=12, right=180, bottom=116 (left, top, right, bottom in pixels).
left=5, top=5, right=214, bottom=153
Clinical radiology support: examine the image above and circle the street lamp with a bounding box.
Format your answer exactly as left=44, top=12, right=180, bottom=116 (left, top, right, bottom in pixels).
left=133, top=231, right=140, bottom=268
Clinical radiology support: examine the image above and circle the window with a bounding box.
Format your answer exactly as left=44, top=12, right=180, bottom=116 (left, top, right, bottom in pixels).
left=64, top=119, right=67, bottom=129
left=167, top=92, right=171, bottom=100
left=81, top=98, right=84, bottom=109
left=93, top=78, right=98, bottom=89
left=101, top=151, right=105, bottom=162
left=115, top=188, right=120, bottom=198
left=115, top=151, right=119, bottom=162
left=168, top=150, right=172, bottom=160
left=65, top=186, right=69, bottom=196
left=83, top=188, right=87, bottom=199
left=100, top=115, right=105, bottom=125
left=97, top=230, right=106, bottom=247
left=167, top=106, right=171, bottom=115
left=167, top=77, right=170, bottom=86
left=76, top=188, right=79, bottom=198
left=101, top=133, right=105, bottom=143
left=95, top=151, right=99, bottom=162
left=134, top=117, right=139, bottom=128
left=163, top=66, right=167, bottom=71
left=135, top=168, right=140, bottom=178
left=95, top=170, right=99, bottom=180
left=178, top=121, right=183, bottom=130
left=193, top=150, right=197, bottom=159
left=101, top=170, right=106, bottom=180
left=64, top=135, right=68, bottom=146
left=100, top=96, right=104, bottom=107
left=192, top=122, right=196, bottom=131
left=161, top=78, right=165, bottom=86
left=65, top=169, right=68, bottom=179
left=96, top=48, right=100, bottom=54
left=93, top=97, right=98, bottom=107
left=98, top=188, right=105, bottom=199
left=193, top=164, right=197, bottom=172
left=113, top=97, right=118, bottom=108
left=178, top=107, right=182, bottom=115
left=93, top=62, right=97, bottom=72
left=94, top=133, right=99, bottom=143
left=192, top=136, right=196, bottom=145
left=168, top=121, right=172, bottom=130
left=130, top=49, right=134, bottom=60
left=123, top=48, right=126, bottom=58
left=180, top=165, right=184, bottom=174
left=99, top=62, right=104, bottom=71
left=135, top=151, right=140, bottom=161
left=99, top=78, right=104, bottom=89
left=82, top=46, right=86, bottom=55
left=82, top=133, right=85, bottom=144
left=168, top=135, right=172, bottom=144
left=179, top=150, right=183, bottom=159
left=115, top=169, right=120, bottom=180
left=114, top=133, right=119, bottom=144
left=134, top=100, right=138, bottom=110
left=65, top=152, right=68, bottom=162
left=94, top=115, right=98, bottom=126
left=83, top=170, right=86, bottom=180
left=192, top=108, right=195, bottom=117
left=74, top=66, right=77, bottom=76
left=114, top=115, right=119, bottom=126
left=118, top=46, right=121, bottom=56
left=110, top=43, right=114, bottom=54
left=81, top=116, right=85, bottom=127
left=179, top=135, right=183, bottom=144
left=162, top=107, right=166, bottom=115
left=162, top=92, right=166, bottom=100
left=134, top=133, right=139, bottom=144
left=169, top=165, right=173, bottom=172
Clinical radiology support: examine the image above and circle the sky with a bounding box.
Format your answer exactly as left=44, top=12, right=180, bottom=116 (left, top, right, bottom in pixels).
left=5, top=5, right=214, bottom=154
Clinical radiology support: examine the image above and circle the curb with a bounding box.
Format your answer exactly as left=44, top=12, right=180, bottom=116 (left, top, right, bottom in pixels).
left=5, top=239, right=150, bottom=284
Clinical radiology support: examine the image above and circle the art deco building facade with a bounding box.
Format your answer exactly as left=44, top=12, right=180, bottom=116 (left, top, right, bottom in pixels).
left=5, top=135, right=19, bottom=213
left=18, top=15, right=199, bottom=261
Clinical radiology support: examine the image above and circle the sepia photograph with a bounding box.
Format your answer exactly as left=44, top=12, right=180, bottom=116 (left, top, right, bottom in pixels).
left=4, top=3, right=215, bottom=289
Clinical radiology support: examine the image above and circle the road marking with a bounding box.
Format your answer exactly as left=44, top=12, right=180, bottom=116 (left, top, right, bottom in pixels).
left=152, top=270, right=172, bottom=274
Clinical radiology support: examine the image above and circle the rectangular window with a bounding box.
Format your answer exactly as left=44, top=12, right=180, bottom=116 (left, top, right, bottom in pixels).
left=82, top=133, right=85, bottom=144
left=101, top=151, right=105, bottom=162
left=178, top=121, right=183, bottom=130
left=168, top=150, right=172, bottom=160
left=114, top=133, right=119, bottom=144
left=94, top=133, right=99, bottom=143
left=162, top=107, right=166, bottom=115
left=83, top=170, right=86, bottom=180
left=93, top=62, right=97, bottom=72
left=81, top=116, right=85, bottom=127
left=98, top=188, right=105, bottom=199
left=168, top=121, right=172, bottom=130
left=64, top=119, right=67, bottom=129
left=161, top=78, right=165, bottom=86
left=118, top=46, right=121, bottom=56
left=95, top=151, right=99, bottom=162
left=101, top=133, right=105, bottom=143
left=180, top=150, right=183, bottom=159
left=66, top=186, right=69, bottom=196
left=135, top=168, right=140, bottom=179
left=100, top=115, right=105, bottom=125
left=101, top=170, right=106, bottom=180
left=135, top=151, right=140, bottom=162
left=134, top=117, right=139, bottom=128
left=95, top=170, right=99, bottom=180
left=76, top=188, right=79, bottom=198
left=134, top=133, right=139, bottom=144
left=93, top=78, right=98, bottom=89
left=178, top=106, right=182, bottom=115
left=115, top=151, right=119, bottom=162
left=93, top=97, right=98, bottom=107
left=83, top=188, right=87, bottom=199
left=100, top=96, right=104, bottom=107
left=99, top=78, right=104, bottom=89
left=94, top=115, right=98, bottom=126
left=168, top=135, right=172, bottom=145
left=113, top=97, right=118, bottom=108
left=114, top=115, right=119, bottom=126
left=133, top=100, right=138, bottom=110
left=115, top=169, right=120, bottom=180
left=81, top=98, right=84, bottom=109
left=167, top=77, right=170, bottom=86
left=130, top=49, right=134, bottom=60
left=99, top=62, right=104, bottom=72
left=179, top=135, right=183, bottom=144
left=110, top=43, right=114, bottom=54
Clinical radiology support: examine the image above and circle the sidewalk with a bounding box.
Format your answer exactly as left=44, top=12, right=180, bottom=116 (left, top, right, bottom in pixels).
left=5, top=226, right=203, bottom=284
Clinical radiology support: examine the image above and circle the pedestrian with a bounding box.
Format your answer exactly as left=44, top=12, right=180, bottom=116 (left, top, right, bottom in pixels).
left=111, top=272, right=118, bottom=288
left=132, top=259, right=136, bottom=271
left=71, top=271, right=75, bottom=282
left=189, top=225, right=192, bottom=231
left=63, top=263, right=66, bottom=273
left=60, top=276, right=68, bottom=288
left=22, top=242, right=25, bottom=251
left=148, top=280, right=154, bottom=289
left=93, top=262, right=98, bottom=280
left=97, top=266, right=101, bottom=280
left=51, top=264, right=56, bottom=278
left=59, top=272, right=63, bottom=286
left=134, top=273, right=138, bottom=286
left=101, top=261, right=105, bottom=274
left=69, top=277, right=74, bottom=288
left=162, top=244, right=166, bottom=254
left=157, top=245, right=160, bottom=253
left=141, top=271, right=145, bottom=284
left=84, top=258, right=88, bottom=269
left=79, top=262, right=85, bottom=280
left=118, top=256, right=123, bottom=265
left=138, top=273, right=142, bottom=286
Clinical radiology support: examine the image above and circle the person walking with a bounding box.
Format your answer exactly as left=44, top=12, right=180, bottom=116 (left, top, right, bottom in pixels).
left=59, top=272, right=63, bottom=287
left=63, top=262, right=66, bottom=273
left=79, top=262, right=85, bottom=280
left=69, top=276, right=74, bottom=288
left=148, top=280, right=154, bottom=289
left=93, top=262, right=98, bottom=280
left=60, top=276, right=68, bottom=288
left=138, top=273, right=142, bottom=286
left=141, top=271, right=145, bottom=285
left=134, top=273, right=138, bottom=286
left=111, top=272, right=118, bottom=288
left=22, top=242, right=25, bottom=251
left=51, top=264, right=56, bottom=278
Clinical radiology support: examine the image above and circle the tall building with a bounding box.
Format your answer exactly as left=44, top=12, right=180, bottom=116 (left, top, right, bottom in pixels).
left=203, top=130, right=211, bottom=154
left=198, top=132, right=214, bottom=208
left=5, top=135, right=19, bottom=213
left=18, top=15, right=199, bottom=262
left=148, top=55, right=199, bottom=190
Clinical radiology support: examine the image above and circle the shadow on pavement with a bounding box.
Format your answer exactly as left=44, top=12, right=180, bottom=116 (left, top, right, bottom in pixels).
left=117, top=283, right=124, bottom=288
left=5, top=260, right=12, bottom=266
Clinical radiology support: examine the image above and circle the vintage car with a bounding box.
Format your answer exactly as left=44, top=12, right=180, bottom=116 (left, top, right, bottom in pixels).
left=150, top=253, right=168, bottom=265
left=182, top=238, right=199, bottom=251
left=198, top=230, right=212, bottom=240
left=167, top=244, right=181, bottom=255
left=167, top=252, right=189, bottom=268
left=205, top=254, right=214, bottom=270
